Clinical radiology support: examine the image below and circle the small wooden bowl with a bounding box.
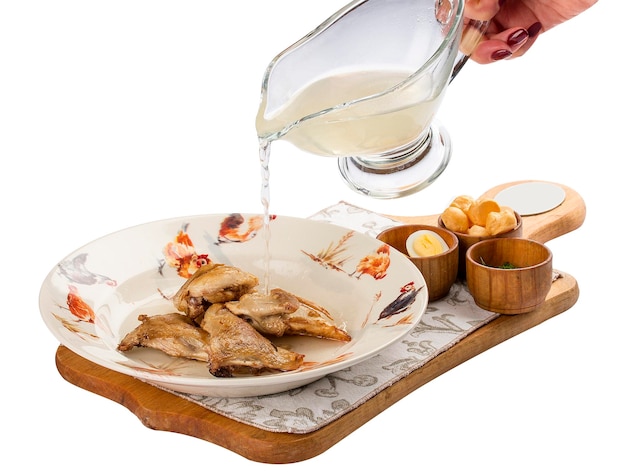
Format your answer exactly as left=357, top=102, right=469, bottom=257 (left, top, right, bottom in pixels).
left=377, top=225, right=459, bottom=302
left=438, top=211, right=523, bottom=278
left=465, top=238, right=553, bottom=315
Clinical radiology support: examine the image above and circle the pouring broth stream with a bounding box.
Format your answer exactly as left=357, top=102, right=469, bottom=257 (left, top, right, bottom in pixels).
left=257, top=70, right=443, bottom=295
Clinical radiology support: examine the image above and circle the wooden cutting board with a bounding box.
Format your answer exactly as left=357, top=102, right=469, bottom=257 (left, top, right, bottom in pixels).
left=54, top=180, right=585, bottom=464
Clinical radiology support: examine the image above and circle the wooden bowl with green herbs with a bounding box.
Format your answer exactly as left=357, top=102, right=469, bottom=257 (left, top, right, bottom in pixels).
left=465, top=238, right=553, bottom=315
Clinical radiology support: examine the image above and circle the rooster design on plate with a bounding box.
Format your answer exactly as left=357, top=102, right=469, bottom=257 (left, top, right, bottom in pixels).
left=160, top=214, right=276, bottom=278
left=301, top=230, right=391, bottom=280
left=52, top=253, right=118, bottom=339
left=215, top=213, right=276, bottom=244
left=301, top=229, right=421, bottom=325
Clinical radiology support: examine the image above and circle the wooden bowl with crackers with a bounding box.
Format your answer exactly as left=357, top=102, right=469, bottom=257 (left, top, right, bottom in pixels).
left=438, top=196, right=523, bottom=277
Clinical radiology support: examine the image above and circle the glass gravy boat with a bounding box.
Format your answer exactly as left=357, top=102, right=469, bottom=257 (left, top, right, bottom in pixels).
left=256, top=0, right=487, bottom=199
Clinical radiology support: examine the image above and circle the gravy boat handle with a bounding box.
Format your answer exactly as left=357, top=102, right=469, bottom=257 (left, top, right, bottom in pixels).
left=451, top=19, right=490, bottom=82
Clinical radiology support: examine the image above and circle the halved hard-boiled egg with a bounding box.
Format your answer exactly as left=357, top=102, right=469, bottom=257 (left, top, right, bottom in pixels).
left=406, top=230, right=449, bottom=258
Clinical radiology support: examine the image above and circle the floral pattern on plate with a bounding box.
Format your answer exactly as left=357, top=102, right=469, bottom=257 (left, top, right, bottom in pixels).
left=39, top=214, right=427, bottom=397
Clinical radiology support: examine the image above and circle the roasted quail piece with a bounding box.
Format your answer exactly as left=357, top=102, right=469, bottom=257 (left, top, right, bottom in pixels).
left=117, top=312, right=210, bottom=362
left=225, top=288, right=351, bottom=342
left=173, top=263, right=259, bottom=318
left=200, top=303, right=305, bottom=377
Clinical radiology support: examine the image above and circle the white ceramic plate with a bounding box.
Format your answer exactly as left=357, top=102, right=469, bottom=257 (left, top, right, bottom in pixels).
left=40, top=214, right=427, bottom=397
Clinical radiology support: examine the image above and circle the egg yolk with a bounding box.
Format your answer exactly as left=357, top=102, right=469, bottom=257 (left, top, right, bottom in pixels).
left=412, top=233, right=445, bottom=257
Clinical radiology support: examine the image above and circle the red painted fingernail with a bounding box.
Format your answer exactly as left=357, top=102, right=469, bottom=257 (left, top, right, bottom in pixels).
left=491, top=49, right=513, bottom=61
left=507, top=28, right=529, bottom=48
left=528, top=22, right=542, bottom=37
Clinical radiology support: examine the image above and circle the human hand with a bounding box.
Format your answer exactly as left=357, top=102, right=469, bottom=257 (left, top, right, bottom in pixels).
left=463, top=0, right=598, bottom=64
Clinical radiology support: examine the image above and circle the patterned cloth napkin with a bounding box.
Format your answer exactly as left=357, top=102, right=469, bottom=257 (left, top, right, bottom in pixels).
left=158, top=202, right=499, bottom=434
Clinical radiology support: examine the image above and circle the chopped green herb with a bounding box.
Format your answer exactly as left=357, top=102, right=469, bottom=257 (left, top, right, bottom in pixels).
left=478, top=257, right=517, bottom=269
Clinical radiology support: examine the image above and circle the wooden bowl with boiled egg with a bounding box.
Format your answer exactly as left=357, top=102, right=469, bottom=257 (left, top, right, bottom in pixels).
left=377, top=225, right=458, bottom=302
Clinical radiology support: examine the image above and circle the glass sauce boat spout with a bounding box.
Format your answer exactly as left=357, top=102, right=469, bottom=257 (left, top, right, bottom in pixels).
left=256, top=0, right=488, bottom=199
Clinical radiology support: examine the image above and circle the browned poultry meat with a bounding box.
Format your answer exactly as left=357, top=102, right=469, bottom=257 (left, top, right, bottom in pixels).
left=226, top=288, right=299, bottom=318
left=200, top=303, right=305, bottom=377
left=117, top=312, right=210, bottom=361
left=225, top=288, right=351, bottom=342
left=118, top=263, right=350, bottom=377
left=172, top=263, right=259, bottom=318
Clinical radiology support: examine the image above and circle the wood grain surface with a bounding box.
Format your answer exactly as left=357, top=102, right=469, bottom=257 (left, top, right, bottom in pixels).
left=387, top=180, right=586, bottom=243
left=54, top=180, right=585, bottom=464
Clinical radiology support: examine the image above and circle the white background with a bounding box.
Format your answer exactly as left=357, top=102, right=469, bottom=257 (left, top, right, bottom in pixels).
left=1, top=1, right=623, bottom=471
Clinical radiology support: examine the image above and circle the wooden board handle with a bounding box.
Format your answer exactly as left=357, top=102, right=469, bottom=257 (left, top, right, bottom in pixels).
left=386, top=180, right=586, bottom=244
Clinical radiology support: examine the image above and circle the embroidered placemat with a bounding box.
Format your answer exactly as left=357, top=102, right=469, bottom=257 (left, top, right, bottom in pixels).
left=151, top=201, right=501, bottom=434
